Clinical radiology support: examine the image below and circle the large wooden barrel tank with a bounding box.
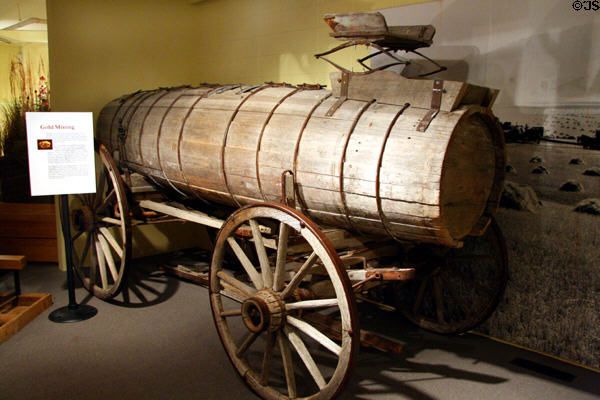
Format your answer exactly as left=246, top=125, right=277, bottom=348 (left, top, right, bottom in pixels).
left=96, top=72, right=505, bottom=247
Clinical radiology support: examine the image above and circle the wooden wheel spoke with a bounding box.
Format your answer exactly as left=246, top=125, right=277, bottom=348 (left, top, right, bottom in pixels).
left=412, top=275, right=429, bottom=314
left=250, top=219, right=273, bottom=289
left=440, top=274, right=471, bottom=317
left=94, top=235, right=108, bottom=289
left=236, top=331, right=260, bottom=357
left=74, top=231, right=92, bottom=269
left=260, top=331, right=276, bottom=386
left=220, top=309, right=242, bottom=318
left=98, top=226, right=124, bottom=258
left=277, top=331, right=297, bottom=398
left=448, top=264, right=494, bottom=298
left=100, top=216, right=122, bottom=226
left=97, top=233, right=119, bottom=282
left=85, top=233, right=96, bottom=284
left=284, top=326, right=326, bottom=389
left=285, top=298, right=339, bottom=311
left=74, top=194, right=89, bottom=207
left=93, top=170, right=108, bottom=209
left=85, top=193, right=94, bottom=207
left=281, top=251, right=318, bottom=299
left=433, top=277, right=445, bottom=324
left=226, top=236, right=263, bottom=290
left=71, top=230, right=84, bottom=243
left=273, top=222, right=290, bottom=292
left=287, top=315, right=341, bottom=356
left=217, top=270, right=256, bottom=299
left=96, top=188, right=116, bottom=213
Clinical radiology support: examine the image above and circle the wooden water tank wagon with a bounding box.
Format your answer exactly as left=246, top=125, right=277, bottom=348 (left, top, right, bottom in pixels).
left=71, top=12, right=508, bottom=400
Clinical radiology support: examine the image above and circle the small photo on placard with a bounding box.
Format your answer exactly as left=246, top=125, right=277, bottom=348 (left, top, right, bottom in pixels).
left=37, top=139, right=53, bottom=150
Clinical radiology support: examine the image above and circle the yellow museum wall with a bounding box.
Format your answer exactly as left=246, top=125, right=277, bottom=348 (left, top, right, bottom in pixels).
left=0, top=44, right=22, bottom=105
left=46, top=0, right=430, bottom=114
left=46, top=0, right=430, bottom=261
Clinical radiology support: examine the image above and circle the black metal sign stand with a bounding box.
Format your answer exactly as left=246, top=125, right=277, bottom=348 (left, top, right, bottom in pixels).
left=49, top=194, right=97, bottom=323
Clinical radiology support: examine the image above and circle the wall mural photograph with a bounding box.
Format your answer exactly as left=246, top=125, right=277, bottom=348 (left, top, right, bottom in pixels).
left=377, top=1, right=599, bottom=369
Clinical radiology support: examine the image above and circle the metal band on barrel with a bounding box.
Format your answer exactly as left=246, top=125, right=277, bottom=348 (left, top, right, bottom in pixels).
left=156, top=89, right=194, bottom=198
left=376, top=102, right=410, bottom=241
left=292, top=92, right=332, bottom=215
left=338, top=99, right=376, bottom=234
left=113, top=91, right=155, bottom=164
left=109, top=90, right=143, bottom=151
left=221, top=85, right=270, bottom=207
left=138, top=89, right=172, bottom=166
left=255, top=87, right=302, bottom=202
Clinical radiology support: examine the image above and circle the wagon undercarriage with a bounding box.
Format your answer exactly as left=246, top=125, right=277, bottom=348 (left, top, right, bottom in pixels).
left=68, top=150, right=507, bottom=399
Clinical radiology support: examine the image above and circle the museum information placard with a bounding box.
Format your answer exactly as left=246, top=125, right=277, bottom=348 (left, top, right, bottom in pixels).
left=26, top=112, right=96, bottom=196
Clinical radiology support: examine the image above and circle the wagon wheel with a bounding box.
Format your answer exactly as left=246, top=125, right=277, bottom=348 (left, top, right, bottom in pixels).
left=210, top=203, right=359, bottom=400
left=70, top=143, right=132, bottom=299
left=395, top=217, right=508, bottom=334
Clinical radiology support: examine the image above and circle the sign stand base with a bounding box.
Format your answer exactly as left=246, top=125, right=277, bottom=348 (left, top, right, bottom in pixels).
left=49, top=303, right=97, bottom=323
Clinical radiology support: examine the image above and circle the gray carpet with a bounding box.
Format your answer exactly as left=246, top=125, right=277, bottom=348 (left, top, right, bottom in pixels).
left=1, top=258, right=598, bottom=400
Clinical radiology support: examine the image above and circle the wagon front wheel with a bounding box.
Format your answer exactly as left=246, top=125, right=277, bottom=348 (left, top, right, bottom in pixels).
left=210, top=203, right=358, bottom=400
left=70, top=144, right=131, bottom=299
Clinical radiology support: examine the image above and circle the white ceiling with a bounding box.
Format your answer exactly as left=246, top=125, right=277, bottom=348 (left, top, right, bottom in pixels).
left=0, top=0, right=46, bottom=44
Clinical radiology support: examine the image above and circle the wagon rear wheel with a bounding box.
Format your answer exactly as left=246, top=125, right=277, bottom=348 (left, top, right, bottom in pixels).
left=210, top=203, right=359, bottom=400
left=70, top=144, right=131, bottom=299
left=395, top=217, right=508, bottom=334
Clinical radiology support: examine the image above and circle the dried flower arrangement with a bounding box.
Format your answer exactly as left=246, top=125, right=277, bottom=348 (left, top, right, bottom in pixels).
left=1, top=56, right=50, bottom=157
left=0, top=55, right=50, bottom=201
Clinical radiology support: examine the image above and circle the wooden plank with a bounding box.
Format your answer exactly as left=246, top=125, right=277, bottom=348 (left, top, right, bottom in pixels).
left=138, top=200, right=224, bottom=229
left=0, top=293, right=52, bottom=344
left=0, top=255, right=26, bottom=270
left=330, top=70, right=467, bottom=111
left=0, top=238, right=58, bottom=263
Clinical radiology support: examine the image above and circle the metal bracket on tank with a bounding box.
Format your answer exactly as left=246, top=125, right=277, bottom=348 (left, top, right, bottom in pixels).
left=326, top=71, right=349, bottom=117
left=280, top=170, right=296, bottom=208
left=416, top=79, right=444, bottom=132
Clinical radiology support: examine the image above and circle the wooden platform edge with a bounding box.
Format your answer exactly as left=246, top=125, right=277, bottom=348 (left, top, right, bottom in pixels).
left=0, top=293, right=53, bottom=345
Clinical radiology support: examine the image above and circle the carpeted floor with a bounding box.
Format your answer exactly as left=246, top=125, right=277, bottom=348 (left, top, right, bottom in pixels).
left=0, top=258, right=598, bottom=400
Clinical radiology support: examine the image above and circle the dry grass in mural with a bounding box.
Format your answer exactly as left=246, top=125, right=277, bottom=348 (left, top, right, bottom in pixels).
left=478, top=203, right=600, bottom=369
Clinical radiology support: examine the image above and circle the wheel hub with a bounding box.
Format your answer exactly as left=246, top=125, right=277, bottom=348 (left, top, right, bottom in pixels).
left=241, top=290, right=284, bottom=333
left=73, top=206, right=96, bottom=233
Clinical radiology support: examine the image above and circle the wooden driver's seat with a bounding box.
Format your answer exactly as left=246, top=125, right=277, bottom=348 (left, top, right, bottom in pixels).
left=324, top=12, right=435, bottom=51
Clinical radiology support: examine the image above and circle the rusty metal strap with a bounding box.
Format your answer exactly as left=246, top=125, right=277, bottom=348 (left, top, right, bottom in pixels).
left=326, top=71, right=349, bottom=117
left=416, top=79, right=443, bottom=132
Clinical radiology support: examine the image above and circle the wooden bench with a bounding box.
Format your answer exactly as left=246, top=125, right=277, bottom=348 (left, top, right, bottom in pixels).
left=0, top=255, right=52, bottom=344
left=0, top=255, right=26, bottom=300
